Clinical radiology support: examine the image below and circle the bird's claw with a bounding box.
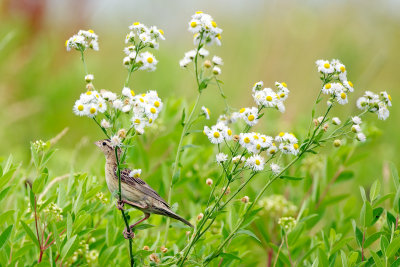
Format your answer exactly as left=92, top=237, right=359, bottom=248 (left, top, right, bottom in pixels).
left=123, top=228, right=135, bottom=239
left=116, top=200, right=124, bottom=210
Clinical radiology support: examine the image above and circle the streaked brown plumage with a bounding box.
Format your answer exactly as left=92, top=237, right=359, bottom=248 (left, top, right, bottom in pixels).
left=95, top=139, right=193, bottom=229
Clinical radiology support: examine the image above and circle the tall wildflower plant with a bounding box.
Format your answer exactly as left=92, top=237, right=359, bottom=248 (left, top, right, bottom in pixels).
left=67, top=25, right=165, bottom=266
left=164, top=11, right=225, bottom=242
left=168, top=12, right=393, bottom=266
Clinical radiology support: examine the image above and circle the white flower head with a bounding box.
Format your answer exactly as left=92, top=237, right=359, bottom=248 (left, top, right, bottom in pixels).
left=216, top=153, right=228, bottom=164
left=332, top=117, right=341, bottom=125
left=110, top=135, right=122, bottom=147
left=316, top=59, right=334, bottom=74
left=356, top=132, right=366, bottom=142
left=100, top=119, right=111, bottom=129
left=212, top=56, right=223, bottom=65
left=213, top=66, right=221, bottom=75
left=201, top=106, right=210, bottom=120
left=129, top=169, right=142, bottom=178
left=351, top=116, right=362, bottom=125
left=245, top=155, right=265, bottom=172
left=270, top=163, right=281, bottom=175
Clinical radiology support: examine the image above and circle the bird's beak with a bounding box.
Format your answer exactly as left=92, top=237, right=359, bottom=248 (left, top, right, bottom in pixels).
left=94, top=141, right=101, bottom=147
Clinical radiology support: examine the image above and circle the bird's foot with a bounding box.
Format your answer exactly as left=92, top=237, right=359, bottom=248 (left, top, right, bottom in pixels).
left=116, top=200, right=124, bottom=211
left=123, top=228, right=135, bottom=239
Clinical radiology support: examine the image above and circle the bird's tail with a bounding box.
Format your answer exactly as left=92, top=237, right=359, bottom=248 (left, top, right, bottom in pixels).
left=164, top=209, right=193, bottom=228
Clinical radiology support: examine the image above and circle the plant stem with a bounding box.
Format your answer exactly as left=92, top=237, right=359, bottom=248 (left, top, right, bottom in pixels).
left=114, top=148, right=135, bottom=267
left=80, top=50, right=88, bottom=75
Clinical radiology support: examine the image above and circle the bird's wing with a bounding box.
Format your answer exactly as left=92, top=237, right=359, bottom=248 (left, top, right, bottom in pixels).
left=117, top=168, right=170, bottom=208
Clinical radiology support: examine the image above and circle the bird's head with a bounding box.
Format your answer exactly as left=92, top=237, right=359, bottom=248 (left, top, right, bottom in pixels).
left=95, top=139, right=121, bottom=158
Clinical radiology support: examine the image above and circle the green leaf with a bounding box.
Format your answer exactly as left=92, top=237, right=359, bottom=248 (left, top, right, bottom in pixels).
left=61, top=235, right=78, bottom=260
left=359, top=186, right=367, bottom=202
left=220, top=252, right=241, bottom=261
left=280, top=175, right=304, bottom=181
left=318, top=247, right=329, bottom=266
left=381, top=235, right=389, bottom=257
left=370, top=208, right=384, bottom=226
left=340, top=250, right=348, bottom=267
left=370, top=250, right=384, bottom=267
left=387, top=211, right=396, bottom=229
left=180, top=108, right=186, bottom=126
left=51, top=222, right=61, bottom=254
left=288, top=223, right=304, bottom=246
left=370, top=180, right=381, bottom=202
left=0, top=168, right=17, bottom=190
left=331, top=237, right=353, bottom=256
left=394, top=186, right=400, bottom=213
left=20, top=220, right=39, bottom=248
left=390, top=162, right=399, bottom=190
left=98, top=246, right=117, bottom=265
left=172, top=168, right=181, bottom=186
left=235, top=229, right=261, bottom=243
left=364, top=231, right=383, bottom=249
left=374, top=193, right=394, bottom=207
left=0, top=225, right=13, bottom=249
left=67, top=213, right=72, bottom=239
left=32, top=169, right=49, bottom=194
left=0, top=186, right=11, bottom=202
left=336, top=171, right=354, bottom=183
left=386, top=235, right=400, bottom=258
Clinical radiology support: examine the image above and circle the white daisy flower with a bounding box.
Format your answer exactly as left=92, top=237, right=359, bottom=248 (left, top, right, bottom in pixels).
left=213, top=66, right=221, bottom=75
left=110, top=135, right=122, bottom=147
left=356, top=133, right=366, bottom=142
left=343, top=80, right=354, bottom=92
left=270, top=163, right=281, bottom=175
left=212, top=56, right=223, bottom=65
left=377, top=106, right=390, bottom=120
left=351, top=125, right=361, bottom=133
left=332, top=117, right=341, bottom=125
left=266, top=144, right=277, bottom=156
left=73, top=100, right=87, bottom=116
left=380, top=91, right=392, bottom=107
left=100, top=119, right=111, bottom=129
left=85, top=74, right=94, bottom=83
left=356, top=97, right=369, bottom=110
left=316, top=59, right=334, bottom=74
left=129, top=169, right=142, bottom=178
left=245, top=155, right=265, bottom=172
left=336, top=91, right=348, bottom=105
left=216, top=153, right=228, bottom=164
left=205, top=126, right=224, bottom=144
left=137, top=51, right=158, bottom=71
left=101, top=91, right=117, bottom=101
left=252, top=81, right=264, bottom=92
left=198, top=48, right=209, bottom=57
left=322, top=83, right=333, bottom=95
left=113, top=99, right=123, bottom=110
left=351, top=116, right=362, bottom=125
left=202, top=106, right=210, bottom=119
left=241, top=107, right=259, bottom=126
left=87, top=104, right=98, bottom=118
left=179, top=57, right=192, bottom=68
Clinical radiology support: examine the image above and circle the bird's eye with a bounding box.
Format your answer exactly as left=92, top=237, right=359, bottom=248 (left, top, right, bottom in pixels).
left=102, top=142, right=106, bottom=146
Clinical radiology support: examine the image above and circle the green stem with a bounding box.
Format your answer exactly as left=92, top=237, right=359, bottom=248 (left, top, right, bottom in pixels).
left=80, top=50, right=88, bottom=75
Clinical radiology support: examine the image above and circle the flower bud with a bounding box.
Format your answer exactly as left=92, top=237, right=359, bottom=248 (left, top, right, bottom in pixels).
left=222, top=186, right=231, bottom=195
left=333, top=139, right=341, bottom=147
left=323, top=123, right=329, bottom=132
left=233, top=135, right=240, bottom=142
left=85, top=74, right=94, bottom=83
left=161, top=246, right=168, bottom=253
left=206, top=178, right=213, bottom=186
left=204, top=60, right=212, bottom=68
left=241, top=196, right=249, bottom=203
left=143, top=245, right=149, bottom=251
left=197, top=213, right=204, bottom=220
left=149, top=253, right=160, bottom=263
left=86, top=83, right=94, bottom=90
left=118, top=128, right=127, bottom=139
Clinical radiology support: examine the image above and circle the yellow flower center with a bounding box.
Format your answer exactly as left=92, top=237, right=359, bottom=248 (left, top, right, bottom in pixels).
left=88, top=29, right=94, bottom=33
left=213, top=132, right=220, bottom=138
left=255, top=159, right=260, bottom=165
left=279, top=132, right=285, bottom=137
left=340, top=92, right=346, bottom=99
left=244, top=137, right=250, bottom=143
left=134, top=119, right=140, bottom=124
left=154, top=101, right=160, bottom=107
left=269, top=149, right=276, bottom=154
left=211, top=21, right=217, bottom=27
left=261, top=136, right=266, bottom=142
left=90, top=107, right=96, bottom=114
left=206, top=108, right=210, bottom=114
left=133, top=22, right=140, bottom=26
left=78, top=105, right=84, bottom=111
left=196, top=11, right=203, bottom=14
left=281, top=82, right=287, bottom=87
left=340, top=66, right=345, bottom=72
left=253, top=135, right=259, bottom=139
left=147, top=57, right=153, bottom=63
left=150, top=107, right=157, bottom=114
left=280, top=93, right=285, bottom=98
left=159, top=29, right=164, bottom=35
left=325, top=83, right=331, bottom=89
left=239, top=108, right=246, bottom=113
left=140, top=98, right=144, bottom=103
left=348, top=81, right=353, bottom=87
left=190, top=21, right=197, bottom=28
left=388, top=95, right=392, bottom=101
left=293, top=143, right=299, bottom=149
left=256, top=144, right=261, bottom=149
left=266, top=95, right=273, bottom=101
left=148, top=118, right=153, bottom=123
left=248, top=115, right=255, bottom=121
left=324, top=63, right=330, bottom=69
left=86, top=91, right=92, bottom=95
left=216, top=34, right=221, bottom=40
left=227, top=129, right=232, bottom=136
left=65, top=40, right=68, bottom=47
left=130, top=90, right=135, bottom=96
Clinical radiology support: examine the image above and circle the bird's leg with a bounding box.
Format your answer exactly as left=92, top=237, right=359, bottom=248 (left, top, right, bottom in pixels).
left=129, top=213, right=150, bottom=230
left=116, top=199, right=147, bottom=211
left=116, top=200, right=125, bottom=210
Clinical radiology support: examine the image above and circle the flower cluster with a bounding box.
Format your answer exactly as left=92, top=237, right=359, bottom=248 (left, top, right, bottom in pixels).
left=123, top=22, right=165, bottom=71
left=43, top=203, right=63, bottom=221
left=203, top=122, right=233, bottom=144
left=95, top=192, right=108, bottom=204
left=252, top=81, right=290, bottom=113
left=316, top=59, right=354, bottom=105
left=350, top=116, right=366, bottom=142
left=258, top=195, right=297, bottom=218
left=73, top=90, right=107, bottom=117
left=66, top=30, right=99, bottom=52
left=357, top=91, right=392, bottom=120
left=278, top=216, right=297, bottom=232
left=32, top=140, right=47, bottom=152
left=188, top=11, right=222, bottom=46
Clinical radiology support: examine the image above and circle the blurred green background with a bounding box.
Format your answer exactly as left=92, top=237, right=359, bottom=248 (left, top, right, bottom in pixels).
left=0, top=0, right=399, bottom=263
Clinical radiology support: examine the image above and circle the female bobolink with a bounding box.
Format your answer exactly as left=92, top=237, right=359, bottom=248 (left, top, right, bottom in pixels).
left=95, top=139, right=193, bottom=235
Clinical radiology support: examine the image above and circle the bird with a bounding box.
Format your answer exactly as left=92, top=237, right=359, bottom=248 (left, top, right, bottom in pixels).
left=95, top=139, right=193, bottom=238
